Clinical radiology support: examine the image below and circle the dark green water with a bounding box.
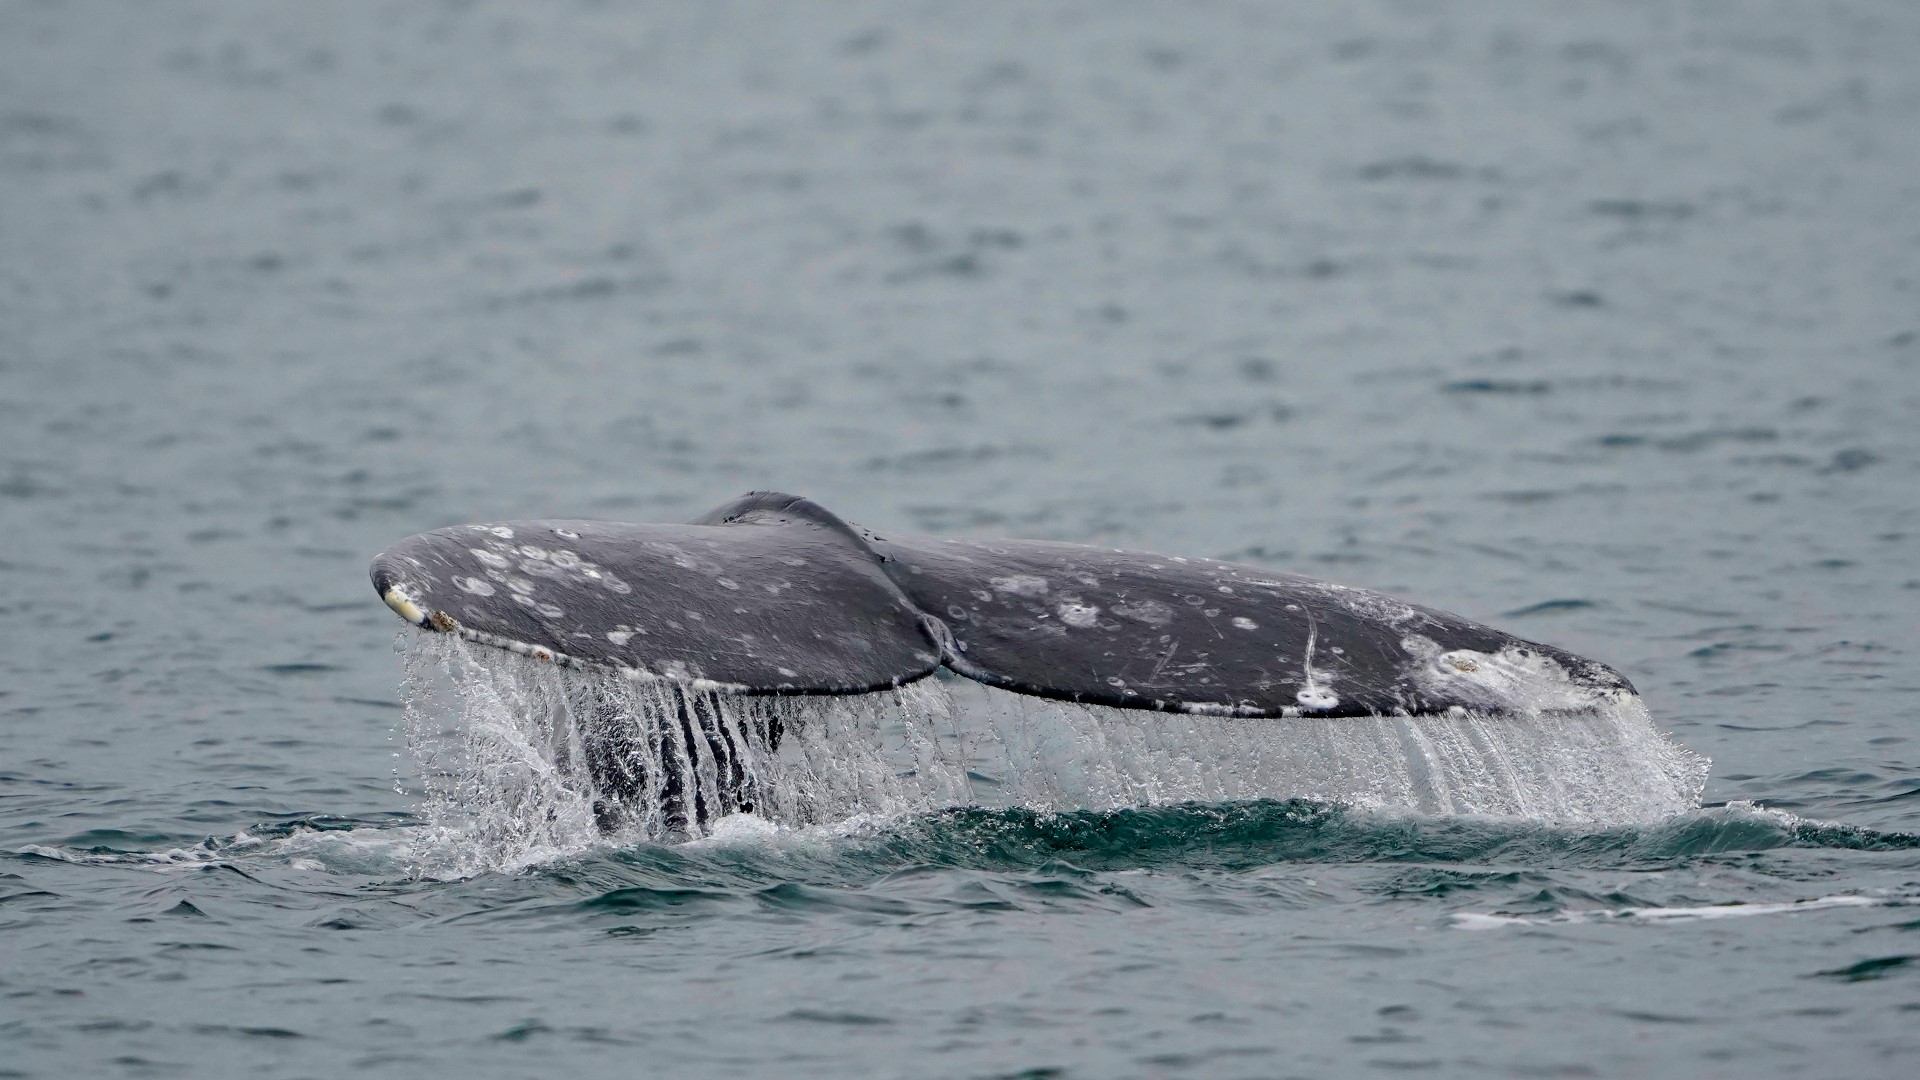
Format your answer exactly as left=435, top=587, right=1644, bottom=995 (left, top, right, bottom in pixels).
left=4, top=2, right=1918, bottom=1076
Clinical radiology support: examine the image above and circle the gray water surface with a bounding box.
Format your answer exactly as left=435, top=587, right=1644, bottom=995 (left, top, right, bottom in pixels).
left=3, top=2, right=1918, bottom=1077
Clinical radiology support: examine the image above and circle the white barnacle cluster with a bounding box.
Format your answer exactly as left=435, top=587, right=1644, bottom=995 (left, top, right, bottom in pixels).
left=1290, top=579, right=1424, bottom=627
left=1180, top=700, right=1265, bottom=717
left=1111, top=599, right=1174, bottom=627
left=989, top=574, right=1050, bottom=597
left=1056, top=600, right=1100, bottom=628
left=1294, top=685, right=1341, bottom=710
left=1400, top=633, right=1619, bottom=713
left=450, top=524, right=644, bottom=622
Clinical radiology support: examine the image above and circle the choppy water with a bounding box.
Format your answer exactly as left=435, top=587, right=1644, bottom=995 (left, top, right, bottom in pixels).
left=4, top=1, right=1918, bottom=1077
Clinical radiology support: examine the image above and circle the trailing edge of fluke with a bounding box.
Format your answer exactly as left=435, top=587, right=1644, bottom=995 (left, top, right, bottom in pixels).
left=370, top=491, right=1635, bottom=719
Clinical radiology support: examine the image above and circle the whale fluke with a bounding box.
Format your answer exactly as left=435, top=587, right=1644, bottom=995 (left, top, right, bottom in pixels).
left=867, top=534, right=1631, bottom=718
left=369, top=493, right=942, bottom=695
left=371, top=491, right=1634, bottom=719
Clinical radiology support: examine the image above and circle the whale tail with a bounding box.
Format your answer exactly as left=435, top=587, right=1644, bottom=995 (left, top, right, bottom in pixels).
left=373, top=491, right=1639, bottom=831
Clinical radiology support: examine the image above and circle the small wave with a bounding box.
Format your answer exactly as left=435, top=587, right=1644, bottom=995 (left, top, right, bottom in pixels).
left=17, top=842, right=230, bottom=867
left=494, top=799, right=1920, bottom=891
left=1452, top=894, right=1909, bottom=930
left=825, top=799, right=1920, bottom=875
left=15, top=800, right=1917, bottom=891
left=13, top=816, right=458, bottom=879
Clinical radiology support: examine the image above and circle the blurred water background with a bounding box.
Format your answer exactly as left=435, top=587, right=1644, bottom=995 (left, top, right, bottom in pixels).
left=3, top=2, right=1918, bottom=1077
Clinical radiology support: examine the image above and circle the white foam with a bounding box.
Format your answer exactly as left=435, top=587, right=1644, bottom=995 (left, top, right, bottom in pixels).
left=15, top=825, right=456, bottom=878
left=1453, top=894, right=1902, bottom=930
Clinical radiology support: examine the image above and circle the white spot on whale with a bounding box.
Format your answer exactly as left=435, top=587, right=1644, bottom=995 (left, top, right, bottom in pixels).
left=455, top=576, right=495, bottom=596
left=1400, top=635, right=1441, bottom=660
left=1296, top=686, right=1340, bottom=710
left=1112, top=599, right=1174, bottom=627
left=1057, top=601, right=1100, bottom=628
left=1231, top=616, right=1258, bottom=630
left=990, top=574, right=1050, bottom=597
left=470, top=548, right=510, bottom=569
left=488, top=526, right=514, bottom=539
left=549, top=549, right=581, bottom=569
left=606, top=630, right=633, bottom=646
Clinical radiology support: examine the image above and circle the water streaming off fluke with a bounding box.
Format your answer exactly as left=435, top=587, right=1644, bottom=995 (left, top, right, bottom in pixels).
left=399, top=632, right=1709, bottom=870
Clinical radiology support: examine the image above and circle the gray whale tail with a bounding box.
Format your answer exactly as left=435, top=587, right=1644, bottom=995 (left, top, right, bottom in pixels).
left=372, top=491, right=1640, bottom=830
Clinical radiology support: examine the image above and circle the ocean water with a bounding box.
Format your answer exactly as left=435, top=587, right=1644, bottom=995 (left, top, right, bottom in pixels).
left=3, top=2, right=1918, bottom=1077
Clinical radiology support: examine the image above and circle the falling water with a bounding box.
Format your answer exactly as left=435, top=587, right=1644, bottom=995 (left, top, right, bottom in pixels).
left=399, top=632, right=1709, bottom=869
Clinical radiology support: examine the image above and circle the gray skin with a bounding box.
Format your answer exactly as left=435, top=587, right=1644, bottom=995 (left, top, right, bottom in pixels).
left=371, top=490, right=1633, bottom=717
left=371, top=492, right=1634, bottom=830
